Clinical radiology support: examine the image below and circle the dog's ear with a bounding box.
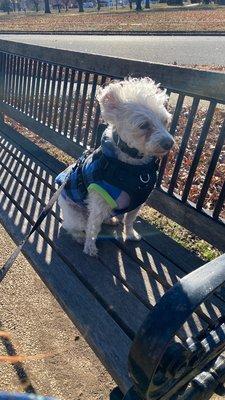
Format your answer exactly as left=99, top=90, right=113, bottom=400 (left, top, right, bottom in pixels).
left=97, top=87, right=121, bottom=110
left=97, top=86, right=121, bottom=123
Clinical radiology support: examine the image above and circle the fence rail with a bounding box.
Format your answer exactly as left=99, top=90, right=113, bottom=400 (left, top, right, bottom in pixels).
left=0, top=39, right=225, bottom=251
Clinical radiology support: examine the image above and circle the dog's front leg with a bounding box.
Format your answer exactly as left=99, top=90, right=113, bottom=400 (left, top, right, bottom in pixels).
left=84, top=191, right=112, bottom=257
left=124, top=206, right=142, bottom=241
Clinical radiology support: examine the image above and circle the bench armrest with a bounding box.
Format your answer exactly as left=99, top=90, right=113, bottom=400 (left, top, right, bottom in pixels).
left=128, top=254, right=225, bottom=400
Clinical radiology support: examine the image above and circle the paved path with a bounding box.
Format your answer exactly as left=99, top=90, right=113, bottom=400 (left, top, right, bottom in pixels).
left=0, top=34, right=225, bottom=65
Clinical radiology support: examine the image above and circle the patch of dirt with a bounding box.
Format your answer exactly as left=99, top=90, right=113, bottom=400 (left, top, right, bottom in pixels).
left=0, top=223, right=114, bottom=399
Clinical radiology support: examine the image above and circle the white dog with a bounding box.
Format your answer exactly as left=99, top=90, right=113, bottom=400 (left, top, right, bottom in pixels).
left=56, top=77, right=174, bottom=256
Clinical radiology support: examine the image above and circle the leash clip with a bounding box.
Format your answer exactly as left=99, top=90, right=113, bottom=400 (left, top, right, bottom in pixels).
left=140, top=173, right=150, bottom=184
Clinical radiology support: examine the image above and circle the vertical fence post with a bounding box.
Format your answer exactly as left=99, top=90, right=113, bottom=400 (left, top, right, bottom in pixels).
left=0, top=51, right=5, bottom=122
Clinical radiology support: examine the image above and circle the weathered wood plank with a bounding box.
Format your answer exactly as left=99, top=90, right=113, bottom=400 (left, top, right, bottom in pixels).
left=196, top=117, right=225, bottom=212
left=24, top=58, right=33, bottom=115
left=33, top=60, right=42, bottom=120
left=168, top=96, right=200, bottom=195
left=29, top=59, right=38, bottom=117
left=149, top=187, right=225, bottom=252
left=76, top=72, right=90, bottom=143
left=83, top=73, right=98, bottom=147
left=21, top=57, right=28, bottom=112
left=58, top=66, right=69, bottom=134
left=63, top=69, right=76, bottom=136
left=0, top=120, right=65, bottom=174
left=52, top=65, right=63, bottom=131
left=0, top=103, right=84, bottom=158
left=157, top=93, right=185, bottom=187
left=47, top=63, right=57, bottom=128
left=37, top=61, right=47, bottom=123
left=213, top=180, right=225, bottom=220
left=70, top=70, right=82, bottom=141
left=181, top=101, right=216, bottom=203
left=1, top=40, right=225, bottom=102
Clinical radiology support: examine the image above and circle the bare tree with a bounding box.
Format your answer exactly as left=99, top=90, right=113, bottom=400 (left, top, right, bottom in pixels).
left=33, top=0, right=39, bottom=11
left=0, top=0, right=11, bottom=12
left=77, top=0, right=83, bottom=11
left=62, top=0, right=69, bottom=9
left=136, top=0, right=142, bottom=10
left=11, top=0, right=16, bottom=11
left=44, top=0, right=51, bottom=12
left=54, top=0, right=62, bottom=12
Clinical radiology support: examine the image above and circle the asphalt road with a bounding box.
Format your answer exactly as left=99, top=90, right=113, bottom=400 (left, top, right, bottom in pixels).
left=0, top=34, right=225, bottom=65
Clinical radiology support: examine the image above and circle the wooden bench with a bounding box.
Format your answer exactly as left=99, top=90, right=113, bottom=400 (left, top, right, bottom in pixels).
left=1, top=39, right=225, bottom=400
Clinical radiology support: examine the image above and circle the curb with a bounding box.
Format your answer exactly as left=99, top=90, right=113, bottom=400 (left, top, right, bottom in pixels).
left=1, top=30, right=225, bottom=36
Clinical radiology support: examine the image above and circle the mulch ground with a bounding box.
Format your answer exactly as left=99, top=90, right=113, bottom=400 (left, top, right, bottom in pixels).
left=1, top=6, right=225, bottom=32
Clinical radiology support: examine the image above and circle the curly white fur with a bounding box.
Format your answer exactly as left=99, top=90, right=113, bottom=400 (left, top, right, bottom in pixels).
left=59, top=77, right=174, bottom=256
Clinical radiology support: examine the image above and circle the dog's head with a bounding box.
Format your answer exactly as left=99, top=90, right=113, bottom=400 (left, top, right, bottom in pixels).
left=97, top=77, right=174, bottom=158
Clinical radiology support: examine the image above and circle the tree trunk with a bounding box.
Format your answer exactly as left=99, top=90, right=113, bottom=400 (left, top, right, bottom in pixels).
left=145, top=0, right=150, bottom=7
left=129, top=0, right=132, bottom=8
left=97, top=0, right=101, bottom=10
left=167, top=0, right=183, bottom=4
left=44, top=0, right=51, bottom=13
left=66, top=3, right=68, bottom=10
left=35, top=3, right=39, bottom=11
left=77, top=0, right=84, bottom=11
left=136, top=0, right=142, bottom=10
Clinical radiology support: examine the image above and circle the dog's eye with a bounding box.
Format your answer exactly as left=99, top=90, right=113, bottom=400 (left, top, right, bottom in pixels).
left=139, top=122, right=150, bottom=130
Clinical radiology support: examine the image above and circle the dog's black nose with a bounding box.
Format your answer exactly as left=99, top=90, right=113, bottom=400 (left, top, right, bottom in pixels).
left=160, top=137, right=174, bottom=151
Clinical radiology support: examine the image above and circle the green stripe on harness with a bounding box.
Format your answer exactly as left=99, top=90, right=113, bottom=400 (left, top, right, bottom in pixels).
left=87, top=183, right=117, bottom=209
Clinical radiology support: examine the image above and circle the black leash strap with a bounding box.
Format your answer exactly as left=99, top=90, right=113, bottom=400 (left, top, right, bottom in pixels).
left=0, top=179, right=68, bottom=283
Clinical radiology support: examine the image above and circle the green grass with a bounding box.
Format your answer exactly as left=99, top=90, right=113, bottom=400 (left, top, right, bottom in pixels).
left=141, top=206, right=221, bottom=261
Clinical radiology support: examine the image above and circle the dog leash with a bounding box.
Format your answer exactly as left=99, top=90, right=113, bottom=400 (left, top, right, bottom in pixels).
left=0, top=178, right=68, bottom=283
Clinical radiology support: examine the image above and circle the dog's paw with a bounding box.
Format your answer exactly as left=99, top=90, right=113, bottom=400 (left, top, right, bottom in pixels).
left=71, top=230, right=85, bottom=245
left=83, top=240, right=98, bottom=257
left=125, top=230, right=142, bottom=241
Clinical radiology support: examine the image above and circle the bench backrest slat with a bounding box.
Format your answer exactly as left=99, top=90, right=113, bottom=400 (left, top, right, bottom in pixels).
left=0, top=40, right=225, bottom=251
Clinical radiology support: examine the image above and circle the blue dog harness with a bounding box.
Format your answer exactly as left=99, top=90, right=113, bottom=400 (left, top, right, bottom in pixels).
left=55, top=131, right=159, bottom=215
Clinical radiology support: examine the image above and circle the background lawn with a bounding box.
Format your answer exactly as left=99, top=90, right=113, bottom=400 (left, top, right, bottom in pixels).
left=1, top=5, right=225, bottom=31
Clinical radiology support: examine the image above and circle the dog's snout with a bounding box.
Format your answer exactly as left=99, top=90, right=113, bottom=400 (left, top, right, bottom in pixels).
left=160, top=137, right=174, bottom=151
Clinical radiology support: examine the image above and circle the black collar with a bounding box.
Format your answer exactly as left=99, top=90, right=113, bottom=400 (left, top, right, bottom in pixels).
left=112, top=131, right=144, bottom=159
